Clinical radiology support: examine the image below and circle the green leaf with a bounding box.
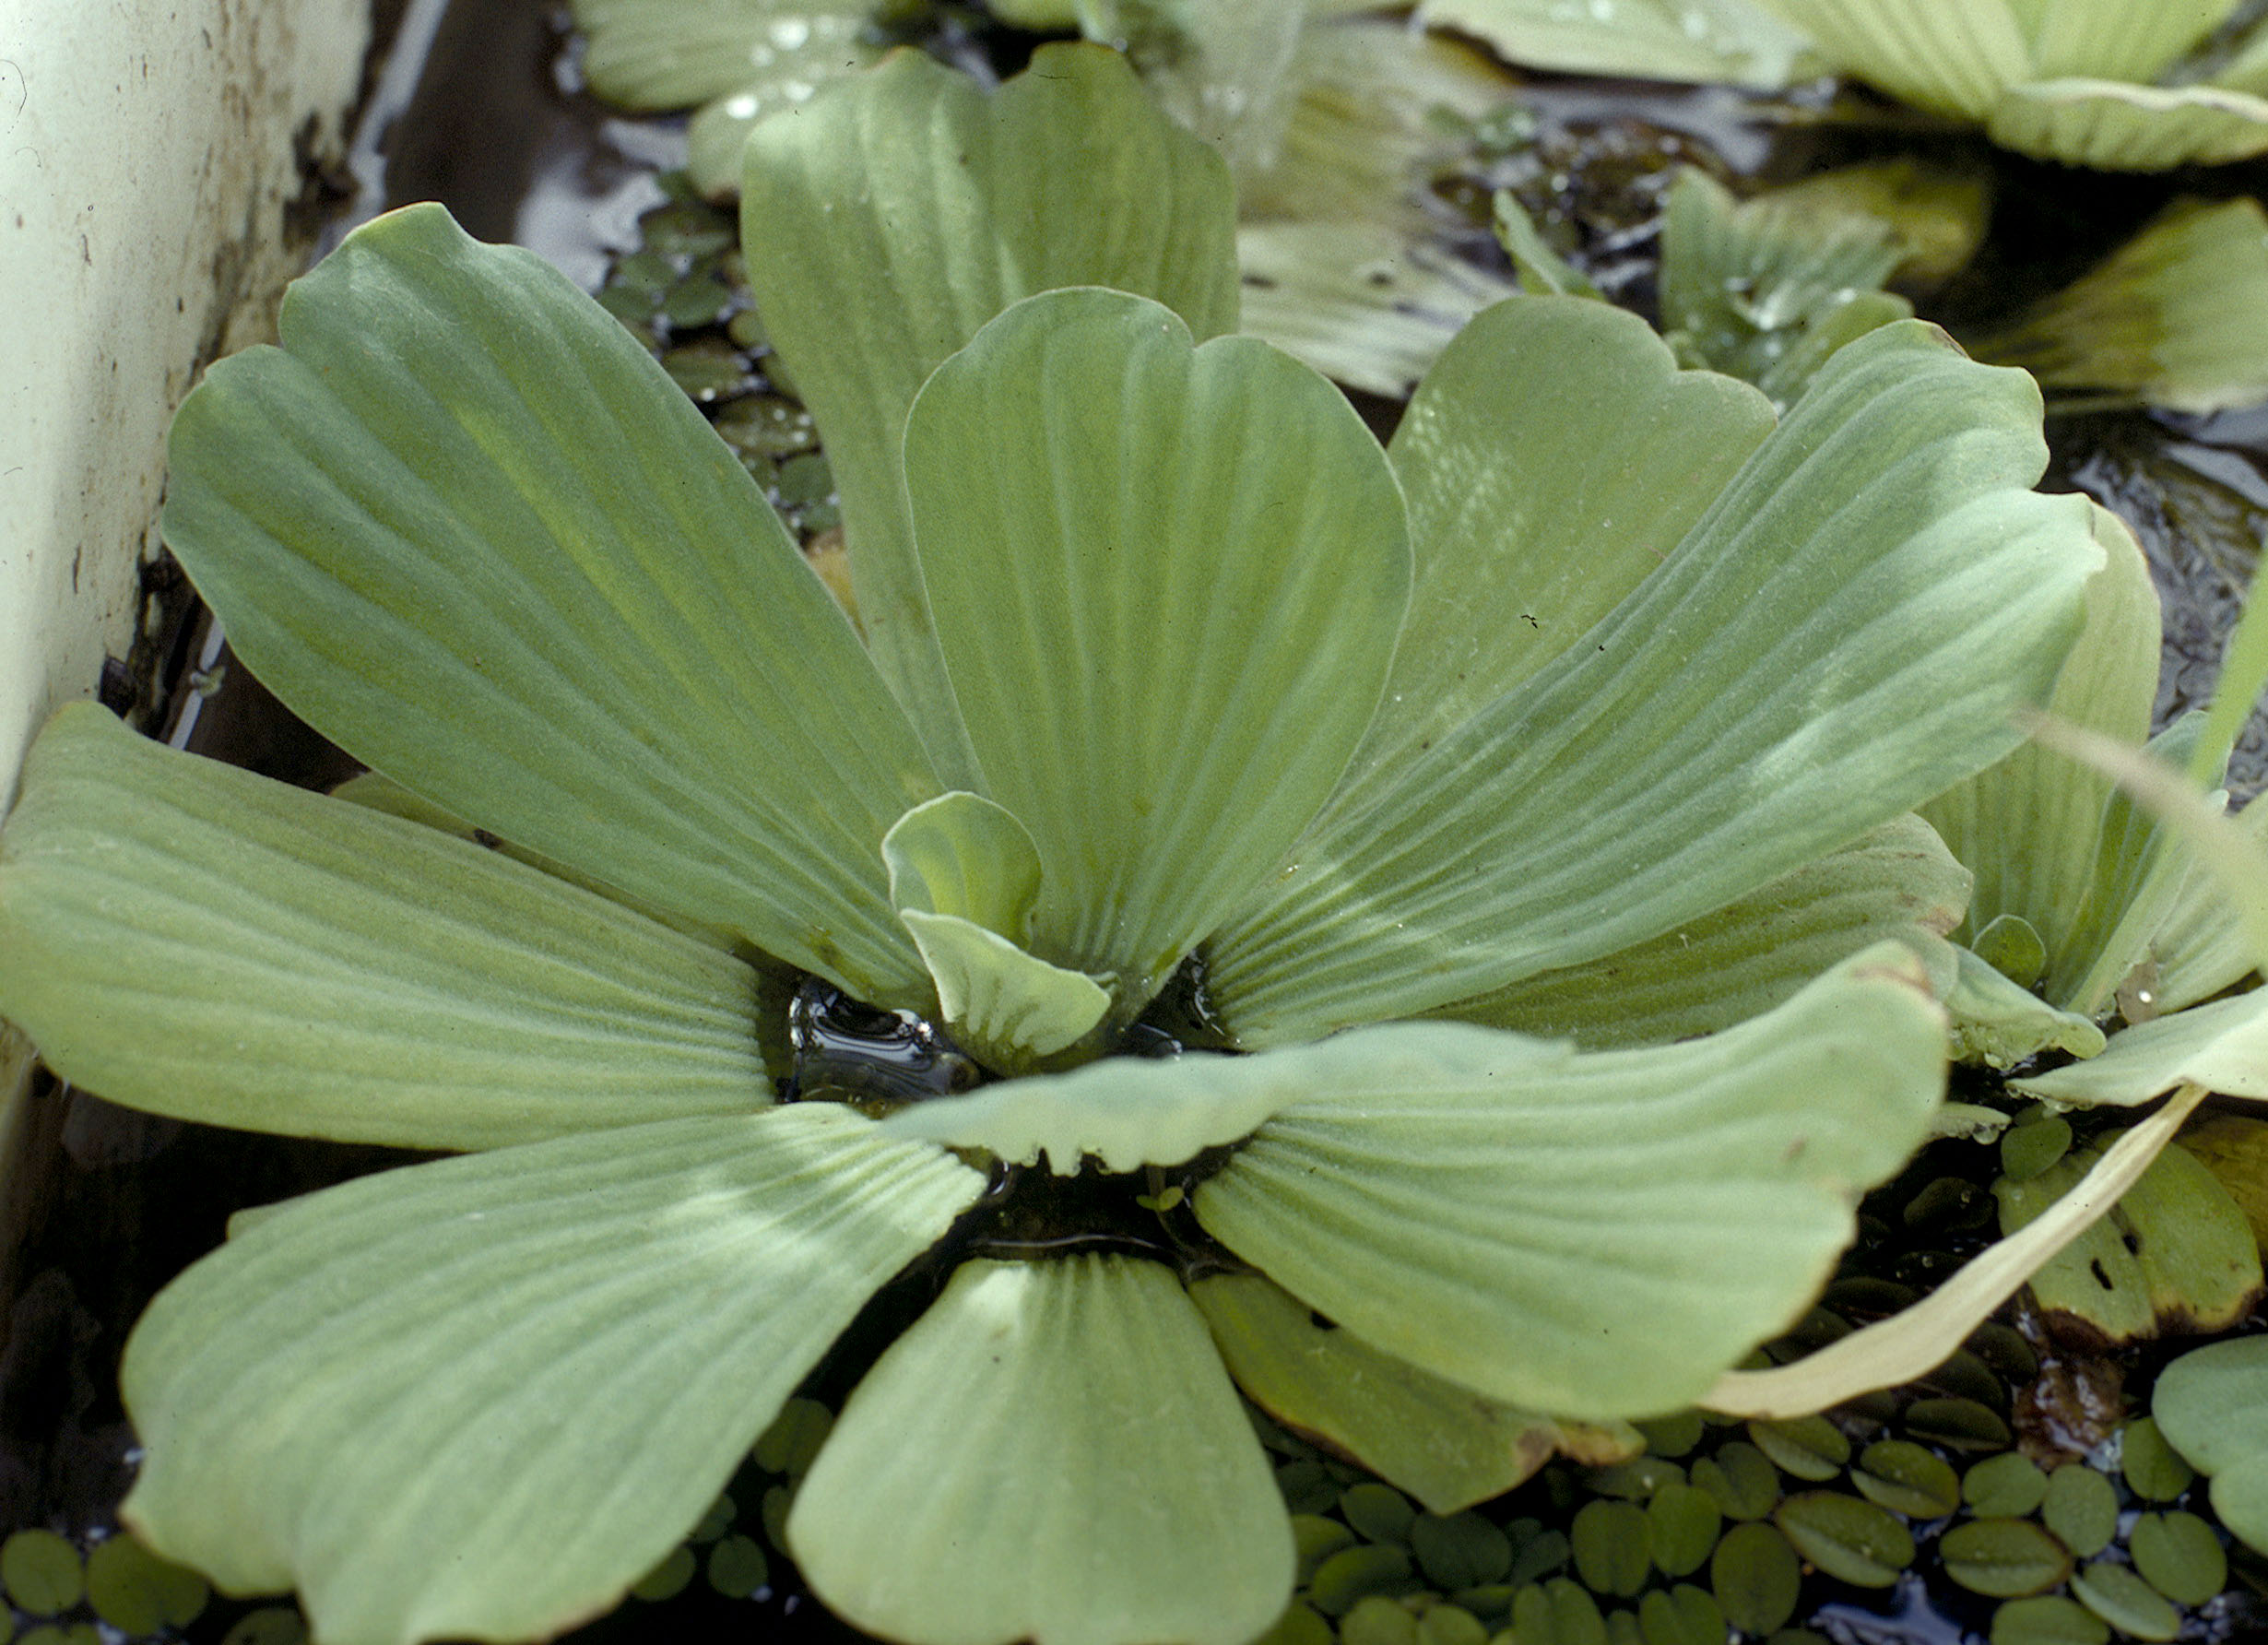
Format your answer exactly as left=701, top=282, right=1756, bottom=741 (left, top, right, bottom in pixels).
left=2011, top=987, right=2268, bottom=1107
left=787, top=1256, right=1293, bottom=1645
left=882, top=791, right=1045, bottom=939
left=904, top=288, right=1409, bottom=1016
left=1920, top=504, right=2159, bottom=1003
left=1968, top=199, right=2268, bottom=410
left=1944, top=944, right=2107, bottom=1070
left=1190, top=1273, right=1592, bottom=1515
left=1656, top=168, right=1918, bottom=405
left=1432, top=815, right=1969, bottom=1051
left=1771, top=1492, right=1913, bottom=1587
left=739, top=44, right=1238, bottom=785
left=1210, top=318, right=2101, bottom=1045
left=1986, top=78, right=2268, bottom=169
left=569, top=0, right=875, bottom=110
left=1414, top=0, right=1819, bottom=89
left=160, top=202, right=939, bottom=1002
left=1995, top=1139, right=2263, bottom=1341
left=120, top=1106, right=984, bottom=1645
left=2152, top=1334, right=2268, bottom=1553
left=896, top=911, right=1112, bottom=1070
left=2151, top=803, right=2268, bottom=1010
left=685, top=47, right=886, bottom=201
left=1234, top=223, right=1524, bottom=400
left=1354, top=296, right=1774, bottom=798
left=1938, top=1519, right=2072, bottom=1598
left=2018, top=0, right=2241, bottom=84
left=0, top=706, right=771, bottom=1150
left=1751, top=0, right=2029, bottom=115
left=881, top=1040, right=1315, bottom=1174
left=1193, top=945, right=1945, bottom=1420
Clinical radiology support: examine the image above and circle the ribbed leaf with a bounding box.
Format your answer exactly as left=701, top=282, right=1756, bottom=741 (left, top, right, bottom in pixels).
left=1350, top=296, right=1772, bottom=799
left=897, top=912, right=1111, bottom=1071
left=1920, top=503, right=2159, bottom=1000
left=2152, top=1337, right=2268, bottom=1555
left=569, top=0, right=875, bottom=109
left=121, top=1107, right=984, bottom=1645
left=882, top=792, right=1045, bottom=939
left=882, top=1043, right=1301, bottom=1174
left=2012, top=988, right=2268, bottom=1107
left=788, top=1256, right=1293, bottom=1645
left=1944, top=945, right=2106, bottom=1069
left=685, top=46, right=885, bottom=200
left=1234, top=222, right=1523, bottom=399
left=161, top=203, right=938, bottom=1002
left=2151, top=798, right=2268, bottom=1012
left=1191, top=1273, right=1607, bottom=1515
left=0, top=705, right=770, bottom=1150
left=1193, top=946, right=1946, bottom=1419
left=1431, top=814, right=1967, bottom=1050
left=1414, top=0, right=1819, bottom=89
left=739, top=45, right=1238, bottom=784
left=1209, top=319, right=2100, bottom=1045
left=1968, top=199, right=2268, bottom=410
left=906, top=289, right=1409, bottom=1016
left=1753, top=0, right=2030, bottom=116
left=2017, top=0, right=2239, bottom=85
left=1986, top=79, right=2268, bottom=170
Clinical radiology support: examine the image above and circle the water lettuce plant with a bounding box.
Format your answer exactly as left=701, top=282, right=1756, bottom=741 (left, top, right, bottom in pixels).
left=1434, top=0, right=2268, bottom=170
left=0, top=42, right=2113, bottom=1645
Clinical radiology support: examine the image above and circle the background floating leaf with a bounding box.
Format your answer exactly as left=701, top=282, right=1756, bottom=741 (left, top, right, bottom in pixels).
left=1710, top=1521, right=1801, bottom=1634
left=82, top=1533, right=208, bottom=1634
left=0, top=1532, right=81, bottom=1616
left=1989, top=1593, right=2110, bottom=1645
left=1570, top=1499, right=1650, bottom=1597
left=2040, top=1463, right=2120, bottom=1558
left=2127, top=1509, right=2227, bottom=1605
left=1771, top=1492, right=1915, bottom=1587
left=1851, top=1438, right=1961, bottom=1519
left=2121, top=1416, right=2199, bottom=1501
left=1940, top=1517, right=2074, bottom=1598
left=1967, top=1453, right=2050, bottom=1518
left=2071, top=1559, right=2181, bottom=1640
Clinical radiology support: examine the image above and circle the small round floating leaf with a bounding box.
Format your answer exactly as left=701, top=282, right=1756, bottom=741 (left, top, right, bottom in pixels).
left=1412, top=1514, right=1512, bottom=1590
left=1455, top=1583, right=1514, bottom=1622
left=1637, top=1412, right=1706, bottom=1458
left=2041, top=1465, right=2120, bottom=1557
left=1280, top=1461, right=1339, bottom=1516
left=1694, top=1442, right=1782, bottom=1521
left=1638, top=1583, right=1725, bottom=1645
left=1296, top=1515, right=1361, bottom=1582
left=1967, top=1453, right=2050, bottom=1517
left=1915, top=1347, right=2011, bottom=1412
left=2070, top=1559, right=2180, bottom=1640
left=1509, top=1530, right=1573, bottom=1586
left=1908, top=1396, right=2014, bottom=1450
left=84, top=1533, right=208, bottom=1633
left=221, top=1606, right=309, bottom=1645
left=1256, top=1601, right=1335, bottom=1645
left=1647, top=1482, right=1722, bottom=1579
left=1605, top=1609, right=1643, bottom=1645
left=1313, top=1545, right=1420, bottom=1616
left=1749, top=1415, right=1851, bottom=1481
left=0, top=1532, right=82, bottom=1615
left=1512, top=1577, right=1608, bottom=1645
left=1853, top=1439, right=1960, bottom=1519
left=630, top=1545, right=694, bottom=1602
left=1990, top=1593, right=2109, bottom=1645
left=1586, top=1458, right=1685, bottom=1501
left=1968, top=1322, right=2039, bottom=1385
left=1773, top=1491, right=1914, bottom=1587
left=2121, top=1417, right=2197, bottom=1500
left=1712, top=1521, right=1801, bottom=1634
left=1345, top=1484, right=1420, bottom=1546
left=1571, top=1500, right=1650, bottom=1597
left=706, top=1534, right=769, bottom=1599
left=760, top=1484, right=793, bottom=1551
left=1940, top=1518, right=2073, bottom=1598
left=1419, top=1602, right=1489, bottom=1645
left=2002, top=1117, right=2075, bottom=1182
left=1343, top=1595, right=1421, bottom=1645
left=2129, top=1510, right=2226, bottom=1605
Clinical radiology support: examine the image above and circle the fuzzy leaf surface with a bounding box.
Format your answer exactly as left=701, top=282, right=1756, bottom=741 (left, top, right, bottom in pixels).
left=571, top=0, right=874, bottom=109
left=0, top=706, right=771, bottom=1149
left=788, top=1256, right=1292, bottom=1645
left=1415, top=0, right=1817, bottom=88
left=2013, top=988, right=2268, bottom=1107
left=121, top=1107, right=983, bottom=1645
left=1209, top=320, right=2100, bottom=1045
left=1754, top=0, right=2029, bottom=114
left=160, top=203, right=938, bottom=1001
left=1986, top=79, right=2268, bottom=170
left=1194, top=946, right=1946, bottom=1419
left=1431, top=813, right=1967, bottom=1049
left=906, top=289, right=1409, bottom=1015
left=740, top=45, right=1238, bottom=783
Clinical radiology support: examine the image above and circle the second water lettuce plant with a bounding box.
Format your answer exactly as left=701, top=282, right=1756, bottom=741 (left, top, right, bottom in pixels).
left=0, top=43, right=2110, bottom=1645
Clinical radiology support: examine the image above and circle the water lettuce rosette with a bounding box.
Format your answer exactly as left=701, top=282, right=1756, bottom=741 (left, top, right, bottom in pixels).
left=0, top=44, right=2108, bottom=1645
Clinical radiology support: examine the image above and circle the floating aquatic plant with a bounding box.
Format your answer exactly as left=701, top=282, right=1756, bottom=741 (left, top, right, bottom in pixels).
left=0, top=42, right=2109, bottom=1645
